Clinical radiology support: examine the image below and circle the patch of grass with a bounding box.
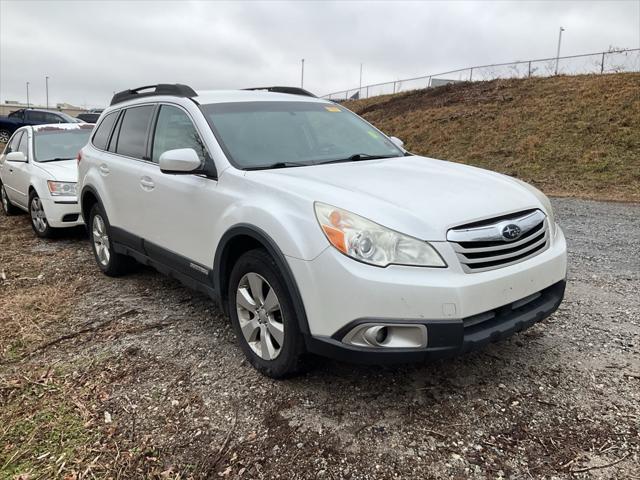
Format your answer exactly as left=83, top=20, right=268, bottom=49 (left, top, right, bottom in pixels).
left=0, top=370, right=98, bottom=479
left=345, top=73, right=640, bottom=202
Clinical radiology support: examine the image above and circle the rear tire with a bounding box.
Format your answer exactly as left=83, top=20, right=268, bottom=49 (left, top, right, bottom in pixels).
left=89, top=203, right=135, bottom=276
left=29, top=191, right=55, bottom=238
left=228, top=249, right=306, bottom=378
left=1, top=184, right=20, bottom=216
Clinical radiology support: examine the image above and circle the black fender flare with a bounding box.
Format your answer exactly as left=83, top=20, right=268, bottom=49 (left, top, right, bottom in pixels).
left=79, top=185, right=105, bottom=223
left=213, top=224, right=311, bottom=336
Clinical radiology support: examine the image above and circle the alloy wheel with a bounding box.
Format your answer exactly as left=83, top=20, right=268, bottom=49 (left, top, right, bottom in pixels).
left=235, top=272, right=285, bottom=360
left=30, top=196, right=47, bottom=233
left=92, top=214, right=111, bottom=266
left=0, top=131, right=9, bottom=144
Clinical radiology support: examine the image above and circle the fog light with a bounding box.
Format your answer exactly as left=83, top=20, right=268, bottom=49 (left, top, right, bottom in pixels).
left=342, top=323, right=428, bottom=349
left=363, top=326, right=389, bottom=346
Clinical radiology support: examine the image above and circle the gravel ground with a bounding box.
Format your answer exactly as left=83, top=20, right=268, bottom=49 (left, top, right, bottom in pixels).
left=1, top=197, right=639, bottom=479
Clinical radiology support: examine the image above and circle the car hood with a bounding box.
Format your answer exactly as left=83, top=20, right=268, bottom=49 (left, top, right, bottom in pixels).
left=248, top=155, right=548, bottom=241
left=34, top=159, right=78, bottom=182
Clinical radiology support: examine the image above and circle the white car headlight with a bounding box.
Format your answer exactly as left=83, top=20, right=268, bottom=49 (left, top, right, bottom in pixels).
left=47, top=181, right=77, bottom=196
left=314, top=202, right=446, bottom=268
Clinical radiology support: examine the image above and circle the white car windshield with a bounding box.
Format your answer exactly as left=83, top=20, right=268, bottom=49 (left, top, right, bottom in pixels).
left=34, top=127, right=93, bottom=162
left=201, top=101, right=404, bottom=170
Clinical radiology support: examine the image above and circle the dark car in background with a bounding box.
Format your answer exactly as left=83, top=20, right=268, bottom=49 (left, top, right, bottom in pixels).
left=75, top=109, right=103, bottom=123
left=0, top=108, right=83, bottom=143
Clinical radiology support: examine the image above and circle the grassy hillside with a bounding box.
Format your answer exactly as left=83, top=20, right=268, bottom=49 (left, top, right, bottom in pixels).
left=345, top=73, right=640, bottom=202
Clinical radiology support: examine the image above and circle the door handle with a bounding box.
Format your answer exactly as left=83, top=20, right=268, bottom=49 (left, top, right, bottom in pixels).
left=99, top=164, right=110, bottom=176
left=140, top=177, right=155, bottom=191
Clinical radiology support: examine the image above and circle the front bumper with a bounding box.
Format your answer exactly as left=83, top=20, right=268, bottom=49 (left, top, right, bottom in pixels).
left=305, top=279, right=565, bottom=364
left=287, top=226, right=567, bottom=363
left=41, top=197, right=84, bottom=228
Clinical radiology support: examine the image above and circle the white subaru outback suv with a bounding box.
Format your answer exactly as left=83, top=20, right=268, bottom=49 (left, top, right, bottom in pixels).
left=78, top=84, right=567, bottom=378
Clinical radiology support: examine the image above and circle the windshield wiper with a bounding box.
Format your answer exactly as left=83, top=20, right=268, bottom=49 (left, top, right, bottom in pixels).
left=244, top=162, right=308, bottom=171
left=39, top=157, right=75, bottom=162
left=317, top=153, right=396, bottom=165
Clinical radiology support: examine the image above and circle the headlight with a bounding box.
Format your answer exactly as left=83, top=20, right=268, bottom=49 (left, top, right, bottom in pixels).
left=314, top=202, right=446, bottom=268
left=47, top=181, right=77, bottom=196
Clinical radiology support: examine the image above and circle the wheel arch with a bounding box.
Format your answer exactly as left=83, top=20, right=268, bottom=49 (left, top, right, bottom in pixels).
left=213, top=224, right=311, bottom=336
left=80, top=185, right=103, bottom=225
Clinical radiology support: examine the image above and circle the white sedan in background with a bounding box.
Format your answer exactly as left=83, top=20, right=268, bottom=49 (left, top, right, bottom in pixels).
left=0, top=123, right=93, bottom=237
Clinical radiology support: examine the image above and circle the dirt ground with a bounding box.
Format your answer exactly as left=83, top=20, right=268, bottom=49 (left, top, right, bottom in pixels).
left=1, top=198, right=639, bottom=479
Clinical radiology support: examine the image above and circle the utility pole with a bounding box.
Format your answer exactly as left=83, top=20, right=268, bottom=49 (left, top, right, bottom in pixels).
left=301, top=58, right=305, bottom=88
left=26, top=82, right=30, bottom=108
left=45, top=76, right=50, bottom=109
left=554, top=26, right=565, bottom=75
left=359, top=63, right=363, bottom=97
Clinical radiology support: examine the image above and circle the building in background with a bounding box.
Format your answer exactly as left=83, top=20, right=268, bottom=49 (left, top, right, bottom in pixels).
left=0, top=100, right=90, bottom=117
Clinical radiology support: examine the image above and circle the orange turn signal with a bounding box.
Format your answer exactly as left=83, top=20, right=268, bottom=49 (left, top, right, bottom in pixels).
left=321, top=225, right=347, bottom=253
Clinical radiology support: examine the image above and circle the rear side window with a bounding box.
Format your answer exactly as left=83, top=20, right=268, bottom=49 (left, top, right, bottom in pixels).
left=27, top=111, right=47, bottom=123
left=151, top=105, right=208, bottom=163
left=115, top=106, right=155, bottom=159
left=92, top=111, right=118, bottom=150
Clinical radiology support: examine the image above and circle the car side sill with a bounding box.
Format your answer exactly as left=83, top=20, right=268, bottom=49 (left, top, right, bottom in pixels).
left=110, top=226, right=217, bottom=301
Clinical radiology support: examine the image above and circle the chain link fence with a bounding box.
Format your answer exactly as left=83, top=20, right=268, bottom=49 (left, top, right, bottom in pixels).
left=323, top=48, right=640, bottom=101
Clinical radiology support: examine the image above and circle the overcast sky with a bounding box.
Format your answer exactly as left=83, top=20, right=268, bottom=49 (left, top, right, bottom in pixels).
left=1, top=0, right=638, bottom=108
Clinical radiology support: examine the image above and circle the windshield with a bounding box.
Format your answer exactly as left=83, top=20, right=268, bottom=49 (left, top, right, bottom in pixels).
left=201, top=101, right=403, bottom=169
left=34, top=128, right=92, bottom=162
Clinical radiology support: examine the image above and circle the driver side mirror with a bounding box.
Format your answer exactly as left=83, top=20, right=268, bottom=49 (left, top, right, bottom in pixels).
left=6, top=151, right=27, bottom=162
left=390, top=136, right=405, bottom=149
left=159, top=148, right=202, bottom=174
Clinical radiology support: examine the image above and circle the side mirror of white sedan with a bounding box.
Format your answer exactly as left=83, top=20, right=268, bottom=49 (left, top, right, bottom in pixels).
left=5, top=151, right=27, bottom=162
left=159, top=148, right=202, bottom=174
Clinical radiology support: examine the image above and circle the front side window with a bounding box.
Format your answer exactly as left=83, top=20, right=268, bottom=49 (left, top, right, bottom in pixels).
left=201, top=101, right=403, bottom=169
left=34, top=128, right=92, bottom=162
left=4, top=131, right=23, bottom=154
left=151, top=105, right=208, bottom=163
left=92, top=111, right=118, bottom=150
left=44, top=112, right=63, bottom=124
left=115, top=105, right=155, bottom=159
left=17, top=132, right=29, bottom=159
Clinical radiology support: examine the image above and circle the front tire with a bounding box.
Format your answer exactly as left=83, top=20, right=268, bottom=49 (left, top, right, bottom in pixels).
left=29, top=191, right=54, bottom=238
left=89, top=203, right=135, bottom=276
left=1, top=184, right=20, bottom=216
left=228, top=249, right=306, bottom=378
left=0, top=130, right=11, bottom=144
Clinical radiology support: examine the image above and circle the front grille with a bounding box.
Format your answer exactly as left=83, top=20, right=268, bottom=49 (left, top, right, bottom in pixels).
left=447, top=209, right=549, bottom=273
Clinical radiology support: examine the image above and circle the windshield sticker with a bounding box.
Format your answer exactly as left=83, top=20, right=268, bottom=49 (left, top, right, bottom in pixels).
left=367, top=131, right=380, bottom=139
left=324, top=106, right=341, bottom=112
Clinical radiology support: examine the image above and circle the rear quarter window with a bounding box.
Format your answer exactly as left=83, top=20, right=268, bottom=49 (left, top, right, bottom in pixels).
left=92, top=111, right=119, bottom=150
